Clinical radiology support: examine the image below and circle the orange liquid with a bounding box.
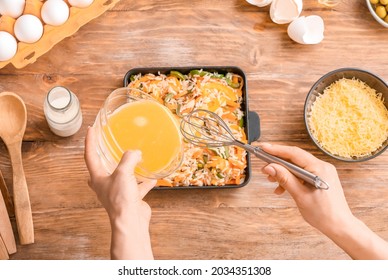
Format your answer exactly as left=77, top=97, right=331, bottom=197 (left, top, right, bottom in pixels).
left=103, top=100, right=182, bottom=174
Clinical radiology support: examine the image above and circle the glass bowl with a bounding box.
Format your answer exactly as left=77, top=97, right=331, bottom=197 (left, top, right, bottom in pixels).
left=304, top=68, right=388, bottom=162
left=94, top=87, right=184, bottom=178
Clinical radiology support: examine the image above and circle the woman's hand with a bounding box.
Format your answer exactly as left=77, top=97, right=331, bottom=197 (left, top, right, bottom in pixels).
left=260, top=143, right=352, bottom=232
left=84, top=126, right=156, bottom=260
left=261, top=143, right=388, bottom=260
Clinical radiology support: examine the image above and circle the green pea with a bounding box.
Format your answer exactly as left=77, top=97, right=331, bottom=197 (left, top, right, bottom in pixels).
left=376, top=5, right=387, bottom=18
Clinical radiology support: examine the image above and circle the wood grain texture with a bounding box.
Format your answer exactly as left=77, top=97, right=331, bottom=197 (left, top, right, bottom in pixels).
left=0, top=0, right=387, bottom=259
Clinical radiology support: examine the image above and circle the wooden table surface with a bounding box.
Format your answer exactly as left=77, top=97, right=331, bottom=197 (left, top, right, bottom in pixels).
left=1, top=0, right=388, bottom=260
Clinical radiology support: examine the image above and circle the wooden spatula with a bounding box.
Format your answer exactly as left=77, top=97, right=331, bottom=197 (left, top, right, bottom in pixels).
left=0, top=169, right=14, bottom=216
left=0, top=173, right=16, bottom=255
left=0, top=235, right=9, bottom=260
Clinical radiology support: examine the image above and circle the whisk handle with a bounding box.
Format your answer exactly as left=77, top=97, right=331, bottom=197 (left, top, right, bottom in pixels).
left=247, top=145, right=329, bottom=190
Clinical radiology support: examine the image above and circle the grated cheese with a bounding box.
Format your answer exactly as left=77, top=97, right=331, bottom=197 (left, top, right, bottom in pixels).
left=309, top=78, right=388, bottom=159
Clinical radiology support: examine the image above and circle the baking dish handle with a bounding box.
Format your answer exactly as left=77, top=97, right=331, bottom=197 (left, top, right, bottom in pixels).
left=248, top=111, right=260, bottom=144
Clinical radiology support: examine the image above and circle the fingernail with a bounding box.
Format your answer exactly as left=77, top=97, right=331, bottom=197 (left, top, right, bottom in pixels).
left=259, top=142, right=272, bottom=148
left=274, top=186, right=284, bottom=195
left=263, top=165, right=276, bottom=177
left=133, top=150, right=142, bottom=159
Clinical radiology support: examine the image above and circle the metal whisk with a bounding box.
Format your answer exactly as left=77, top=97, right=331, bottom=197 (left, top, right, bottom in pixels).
left=180, top=109, right=329, bottom=190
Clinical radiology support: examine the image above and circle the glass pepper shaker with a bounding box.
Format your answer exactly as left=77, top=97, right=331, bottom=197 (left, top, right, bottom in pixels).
left=44, top=86, right=83, bottom=137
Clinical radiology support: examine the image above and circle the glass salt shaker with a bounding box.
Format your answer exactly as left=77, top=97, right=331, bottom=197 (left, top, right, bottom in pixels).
left=44, top=86, right=83, bottom=137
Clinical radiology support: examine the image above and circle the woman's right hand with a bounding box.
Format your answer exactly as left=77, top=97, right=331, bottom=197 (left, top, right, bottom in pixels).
left=260, top=143, right=388, bottom=259
left=260, top=143, right=353, bottom=233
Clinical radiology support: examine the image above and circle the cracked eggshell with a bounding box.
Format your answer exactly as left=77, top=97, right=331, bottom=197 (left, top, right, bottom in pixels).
left=246, top=0, right=273, bottom=7
left=287, top=15, right=324, bottom=44
left=0, top=0, right=26, bottom=18
left=270, top=0, right=303, bottom=24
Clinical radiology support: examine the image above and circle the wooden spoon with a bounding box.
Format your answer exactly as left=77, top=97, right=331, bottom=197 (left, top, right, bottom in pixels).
left=0, top=92, right=34, bottom=245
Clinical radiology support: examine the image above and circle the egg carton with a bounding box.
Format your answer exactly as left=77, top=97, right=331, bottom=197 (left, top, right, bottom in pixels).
left=0, top=0, right=120, bottom=69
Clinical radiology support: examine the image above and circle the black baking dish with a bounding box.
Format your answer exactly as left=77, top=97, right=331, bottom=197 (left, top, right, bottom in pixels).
left=123, top=66, right=260, bottom=189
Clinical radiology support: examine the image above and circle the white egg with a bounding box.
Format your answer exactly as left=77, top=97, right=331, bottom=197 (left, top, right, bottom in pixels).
left=287, top=16, right=325, bottom=45
left=68, top=0, right=94, bottom=8
left=270, top=0, right=303, bottom=24
left=41, top=0, right=70, bottom=26
left=0, top=0, right=26, bottom=18
left=246, top=0, right=273, bottom=7
left=0, top=31, right=17, bottom=61
left=14, top=14, right=44, bottom=44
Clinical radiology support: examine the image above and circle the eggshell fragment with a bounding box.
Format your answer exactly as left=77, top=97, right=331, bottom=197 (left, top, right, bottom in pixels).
left=246, top=0, right=273, bottom=7
left=41, top=0, right=70, bottom=26
left=14, top=14, right=44, bottom=43
left=68, top=0, right=94, bottom=8
left=287, top=15, right=325, bottom=44
left=0, top=31, right=17, bottom=61
left=0, top=0, right=26, bottom=18
left=270, top=0, right=303, bottom=24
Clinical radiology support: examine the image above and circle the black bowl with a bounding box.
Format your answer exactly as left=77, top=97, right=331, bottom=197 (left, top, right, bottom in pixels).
left=304, top=68, right=388, bottom=162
